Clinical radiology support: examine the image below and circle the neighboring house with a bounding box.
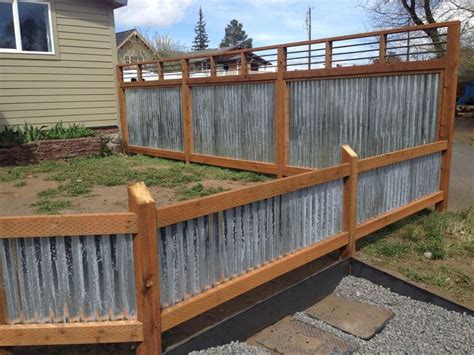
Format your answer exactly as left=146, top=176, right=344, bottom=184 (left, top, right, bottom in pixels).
left=116, top=29, right=158, bottom=64
left=0, top=0, right=127, bottom=129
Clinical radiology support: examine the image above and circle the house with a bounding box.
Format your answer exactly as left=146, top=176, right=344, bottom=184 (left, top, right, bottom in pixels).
left=0, top=0, right=127, bottom=129
left=116, top=29, right=158, bottom=64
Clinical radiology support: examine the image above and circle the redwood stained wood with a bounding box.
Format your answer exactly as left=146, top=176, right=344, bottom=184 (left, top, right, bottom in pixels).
left=340, top=145, right=358, bottom=258
left=275, top=46, right=287, bottom=177
left=116, top=66, right=129, bottom=148
left=181, top=59, right=192, bottom=163
left=128, top=183, right=161, bottom=354
left=127, top=145, right=186, bottom=161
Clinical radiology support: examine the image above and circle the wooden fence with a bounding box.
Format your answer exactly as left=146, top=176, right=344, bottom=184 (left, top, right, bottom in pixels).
left=117, top=21, right=460, bottom=212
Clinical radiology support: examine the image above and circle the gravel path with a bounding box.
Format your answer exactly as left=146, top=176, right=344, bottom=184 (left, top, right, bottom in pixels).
left=297, top=276, right=474, bottom=354
left=189, top=341, right=270, bottom=355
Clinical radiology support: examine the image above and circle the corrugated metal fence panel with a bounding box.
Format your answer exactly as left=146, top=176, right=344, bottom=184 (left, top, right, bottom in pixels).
left=158, top=179, right=343, bottom=308
left=289, top=73, right=440, bottom=168
left=192, top=83, right=276, bottom=162
left=125, top=87, right=184, bottom=151
left=357, top=152, right=441, bottom=223
left=0, top=234, right=136, bottom=324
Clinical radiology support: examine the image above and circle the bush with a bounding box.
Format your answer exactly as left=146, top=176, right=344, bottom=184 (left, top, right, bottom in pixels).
left=0, top=122, right=95, bottom=147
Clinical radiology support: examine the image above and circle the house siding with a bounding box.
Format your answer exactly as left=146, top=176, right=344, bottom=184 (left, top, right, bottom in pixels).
left=0, top=0, right=119, bottom=128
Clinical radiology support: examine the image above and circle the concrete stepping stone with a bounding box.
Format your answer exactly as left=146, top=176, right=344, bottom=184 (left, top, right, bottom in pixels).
left=305, top=294, right=394, bottom=340
left=248, top=316, right=358, bottom=354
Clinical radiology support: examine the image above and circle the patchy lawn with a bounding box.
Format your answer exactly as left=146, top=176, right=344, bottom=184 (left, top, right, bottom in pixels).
left=357, top=209, right=474, bottom=309
left=0, top=155, right=270, bottom=215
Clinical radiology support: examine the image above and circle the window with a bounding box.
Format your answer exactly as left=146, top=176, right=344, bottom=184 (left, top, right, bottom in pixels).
left=0, top=0, right=54, bottom=54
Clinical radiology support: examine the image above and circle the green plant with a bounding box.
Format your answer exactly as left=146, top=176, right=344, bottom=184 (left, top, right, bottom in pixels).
left=177, top=183, right=227, bottom=200
left=0, top=126, right=26, bottom=147
left=31, top=199, right=72, bottom=214
left=14, top=180, right=27, bottom=187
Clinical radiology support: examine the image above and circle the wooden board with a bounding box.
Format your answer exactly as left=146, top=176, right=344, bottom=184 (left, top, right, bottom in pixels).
left=340, top=145, right=358, bottom=258
left=358, top=141, right=448, bottom=172
left=156, top=163, right=349, bottom=227
left=0, top=213, right=137, bottom=238
left=355, top=191, right=444, bottom=239
left=161, top=232, right=348, bottom=331
left=0, top=320, right=143, bottom=346
left=127, top=145, right=186, bottom=161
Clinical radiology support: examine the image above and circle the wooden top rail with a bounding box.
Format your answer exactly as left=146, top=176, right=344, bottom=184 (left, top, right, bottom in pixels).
left=0, top=212, right=138, bottom=238
left=156, top=164, right=350, bottom=227
left=117, top=21, right=458, bottom=69
left=358, top=140, right=448, bottom=172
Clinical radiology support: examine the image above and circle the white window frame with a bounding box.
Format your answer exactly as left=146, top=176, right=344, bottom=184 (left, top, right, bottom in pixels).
left=0, top=0, right=55, bottom=54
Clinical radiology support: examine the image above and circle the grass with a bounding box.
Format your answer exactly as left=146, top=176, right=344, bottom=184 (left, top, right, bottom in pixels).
left=358, top=209, right=473, bottom=306
left=0, top=154, right=270, bottom=214
left=31, top=199, right=72, bottom=214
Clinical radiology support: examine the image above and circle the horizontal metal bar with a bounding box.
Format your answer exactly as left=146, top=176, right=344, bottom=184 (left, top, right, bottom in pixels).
left=332, top=48, right=379, bottom=56
left=386, top=33, right=446, bottom=43
left=332, top=40, right=380, bottom=49
left=386, top=41, right=447, bottom=51
left=331, top=55, right=379, bottom=63
left=286, top=47, right=325, bottom=55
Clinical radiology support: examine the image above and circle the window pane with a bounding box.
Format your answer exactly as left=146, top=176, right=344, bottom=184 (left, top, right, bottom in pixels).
left=18, top=2, right=52, bottom=52
left=0, top=2, right=16, bottom=49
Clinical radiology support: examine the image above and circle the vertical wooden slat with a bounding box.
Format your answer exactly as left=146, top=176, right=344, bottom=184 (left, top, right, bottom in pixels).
left=181, top=59, right=192, bottom=163
left=158, top=61, right=164, bottom=80
left=116, top=65, right=129, bottom=150
left=240, top=52, right=248, bottom=77
left=136, top=64, right=143, bottom=82
left=436, top=22, right=460, bottom=212
left=379, top=34, right=387, bottom=64
left=128, top=182, right=161, bottom=355
left=210, top=56, right=217, bottom=77
left=325, top=41, right=332, bottom=68
left=340, top=145, right=358, bottom=258
left=276, top=46, right=288, bottom=178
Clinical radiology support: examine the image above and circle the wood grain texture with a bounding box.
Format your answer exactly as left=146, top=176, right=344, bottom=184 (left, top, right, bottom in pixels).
left=436, top=22, right=461, bottom=212
left=0, top=321, right=143, bottom=346
left=189, top=153, right=278, bottom=174
left=0, top=213, right=137, bottom=238
left=181, top=59, right=192, bottom=163
left=356, top=191, right=444, bottom=240
left=128, top=182, right=162, bottom=354
left=161, top=232, right=348, bottom=331
left=156, top=163, right=349, bottom=227
left=116, top=66, right=129, bottom=148
left=127, top=145, right=186, bottom=161
left=340, top=145, right=358, bottom=258
left=275, top=46, right=288, bottom=178
left=358, top=141, right=448, bottom=172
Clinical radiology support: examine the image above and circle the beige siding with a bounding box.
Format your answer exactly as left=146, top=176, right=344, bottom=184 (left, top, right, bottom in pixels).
left=0, top=0, right=119, bottom=128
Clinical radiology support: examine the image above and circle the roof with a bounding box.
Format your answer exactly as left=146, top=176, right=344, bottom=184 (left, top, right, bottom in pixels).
left=105, top=0, right=127, bottom=9
left=115, top=29, right=158, bottom=55
left=184, top=44, right=272, bottom=66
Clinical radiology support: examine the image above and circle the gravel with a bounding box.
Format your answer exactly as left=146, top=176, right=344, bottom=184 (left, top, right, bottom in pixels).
left=297, top=276, right=474, bottom=354
left=189, top=341, right=270, bottom=355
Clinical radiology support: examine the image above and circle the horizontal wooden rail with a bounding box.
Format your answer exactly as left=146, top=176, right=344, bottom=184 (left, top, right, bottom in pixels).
left=156, top=163, right=349, bottom=227
left=190, top=153, right=278, bottom=175
left=358, top=140, right=448, bottom=172
left=355, top=191, right=444, bottom=239
left=127, top=145, right=186, bottom=161
left=117, top=21, right=457, bottom=68
left=0, top=213, right=137, bottom=238
left=0, top=320, right=143, bottom=346
left=160, top=232, right=348, bottom=331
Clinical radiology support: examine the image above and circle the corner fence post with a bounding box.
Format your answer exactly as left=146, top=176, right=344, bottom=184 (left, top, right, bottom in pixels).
left=116, top=65, right=129, bottom=151
left=436, top=21, right=461, bottom=212
left=181, top=58, right=192, bottom=164
left=276, top=46, right=288, bottom=178
left=128, top=182, right=162, bottom=354
left=341, top=145, right=358, bottom=258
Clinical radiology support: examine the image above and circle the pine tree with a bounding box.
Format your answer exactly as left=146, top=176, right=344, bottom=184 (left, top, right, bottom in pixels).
left=192, top=7, right=209, bottom=51
left=220, top=19, right=253, bottom=48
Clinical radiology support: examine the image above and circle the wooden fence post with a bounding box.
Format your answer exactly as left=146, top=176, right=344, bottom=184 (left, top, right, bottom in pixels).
left=379, top=34, right=387, bottom=64
left=340, top=145, right=358, bottom=258
left=116, top=66, right=129, bottom=151
left=325, top=41, right=332, bottom=69
left=436, top=22, right=460, bottom=212
left=276, top=46, right=288, bottom=178
left=181, top=59, right=192, bottom=164
left=0, top=262, right=12, bottom=355
left=128, top=182, right=161, bottom=354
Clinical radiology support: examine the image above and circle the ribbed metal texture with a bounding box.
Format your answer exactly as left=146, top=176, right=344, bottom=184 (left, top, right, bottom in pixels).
left=357, top=152, right=441, bottom=223
left=289, top=74, right=440, bottom=168
left=126, top=87, right=184, bottom=151
left=158, top=179, right=343, bottom=308
left=0, top=234, right=136, bottom=324
left=192, top=83, right=276, bottom=162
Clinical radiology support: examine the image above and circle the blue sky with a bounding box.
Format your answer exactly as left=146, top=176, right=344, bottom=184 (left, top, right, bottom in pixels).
left=115, top=0, right=372, bottom=49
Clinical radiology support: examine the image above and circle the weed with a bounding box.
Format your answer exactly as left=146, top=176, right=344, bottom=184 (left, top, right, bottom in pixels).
left=14, top=180, right=27, bottom=187
left=31, top=199, right=71, bottom=214
left=177, top=183, right=227, bottom=200
left=399, top=267, right=453, bottom=289
left=37, top=188, right=61, bottom=198
left=364, top=239, right=410, bottom=257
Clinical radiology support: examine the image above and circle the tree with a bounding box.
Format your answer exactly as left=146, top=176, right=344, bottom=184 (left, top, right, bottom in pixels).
left=146, top=32, right=187, bottom=58
left=220, top=19, right=253, bottom=48
left=359, top=0, right=473, bottom=57
left=192, top=7, right=210, bottom=51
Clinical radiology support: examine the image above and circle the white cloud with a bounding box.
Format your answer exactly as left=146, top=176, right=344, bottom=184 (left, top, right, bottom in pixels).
left=115, top=0, right=193, bottom=28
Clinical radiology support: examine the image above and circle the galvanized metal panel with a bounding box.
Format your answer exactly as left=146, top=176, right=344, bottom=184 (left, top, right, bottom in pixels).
left=289, top=74, right=440, bottom=168
left=192, top=83, right=276, bottom=162
left=357, top=152, right=441, bottom=223
left=125, top=87, right=184, bottom=151
left=158, top=179, right=343, bottom=308
left=0, top=234, right=136, bottom=324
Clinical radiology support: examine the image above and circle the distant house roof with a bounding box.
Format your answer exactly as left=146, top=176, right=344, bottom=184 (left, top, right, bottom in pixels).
left=184, top=44, right=272, bottom=66
left=116, top=29, right=157, bottom=55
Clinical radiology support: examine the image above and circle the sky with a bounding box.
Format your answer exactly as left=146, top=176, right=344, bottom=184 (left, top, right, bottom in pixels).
left=114, top=0, right=372, bottom=50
